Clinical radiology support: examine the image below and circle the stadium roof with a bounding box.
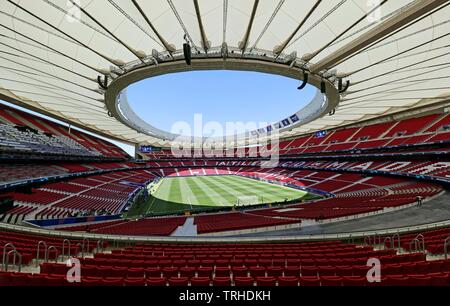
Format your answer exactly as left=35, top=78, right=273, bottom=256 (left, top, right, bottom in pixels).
left=0, top=0, right=449, bottom=147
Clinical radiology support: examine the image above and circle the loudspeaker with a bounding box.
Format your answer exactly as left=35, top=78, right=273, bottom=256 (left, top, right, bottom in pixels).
left=321, top=80, right=326, bottom=94
left=297, top=72, right=309, bottom=90
left=183, top=43, right=192, bottom=65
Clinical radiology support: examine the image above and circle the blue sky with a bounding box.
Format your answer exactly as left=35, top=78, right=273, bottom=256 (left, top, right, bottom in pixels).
left=127, top=70, right=316, bottom=137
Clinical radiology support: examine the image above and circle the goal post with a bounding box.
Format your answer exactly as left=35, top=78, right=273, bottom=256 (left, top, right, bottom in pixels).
left=235, top=195, right=262, bottom=207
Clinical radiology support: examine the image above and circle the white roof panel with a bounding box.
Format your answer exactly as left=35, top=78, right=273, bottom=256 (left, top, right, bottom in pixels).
left=0, top=0, right=448, bottom=146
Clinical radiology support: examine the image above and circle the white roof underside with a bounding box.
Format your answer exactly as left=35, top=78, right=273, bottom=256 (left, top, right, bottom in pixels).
left=0, top=0, right=449, bottom=146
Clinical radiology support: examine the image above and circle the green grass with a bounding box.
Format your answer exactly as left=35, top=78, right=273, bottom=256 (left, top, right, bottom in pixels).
left=126, top=175, right=319, bottom=217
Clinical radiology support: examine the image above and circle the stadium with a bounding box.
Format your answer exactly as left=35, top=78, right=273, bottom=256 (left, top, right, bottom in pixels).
left=0, top=0, right=450, bottom=291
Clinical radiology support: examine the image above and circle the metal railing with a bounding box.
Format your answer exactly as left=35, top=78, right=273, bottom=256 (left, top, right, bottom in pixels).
left=2, top=217, right=450, bottom=244
left=392, top=233, right=401, bottom=251
left=47, top=246, right=58, bottom=263
left=3, top=249, right=22, bottom=272
left=2, top=243, right=17, bottom=271
left=408, top=234, right=425, bottom=253
left=35, top=241, right=48, bottom=267
left=96, top=239, right=105, bottom=253
left=444, top=236, right=450, bottom=260
left=364, top=234, right=381, bottom=246
left=62, top=239, right=71, bottom=260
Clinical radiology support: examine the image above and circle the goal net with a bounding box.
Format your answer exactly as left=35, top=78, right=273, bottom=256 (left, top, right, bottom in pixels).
left=236, top=195, right=261, bottom=206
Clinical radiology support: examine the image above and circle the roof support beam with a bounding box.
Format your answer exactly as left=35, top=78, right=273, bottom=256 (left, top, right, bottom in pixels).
left=274, top=0, right=322, bottom=55
left=193, top=0, right=210, bottom=52
left=222, top=0, right=228, bottom=44
left=0, top=40, right=96, bottom=83
left=238, top=0, right=259, bottom=52
left=0, top=23, right=102, bottom=74
left=6, top=0, right=121, bottom=68
left=0, top=55, right=98, bottom=94
left=131, top=0, right=176, bottom=54
left=68, top=0, right=145, bottom=64
left=310, top=0, right=449, bottom=73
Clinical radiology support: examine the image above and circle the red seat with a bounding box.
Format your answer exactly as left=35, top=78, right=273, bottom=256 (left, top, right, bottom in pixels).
left=145, top=267, right=161, bottom=278
left=300, top=276, right=320, bottom=286
left=401, top=263, right=417, bottom=275
left=81, top=277, right=103, bottom=286
left=301, top=266, right=318, bottom=277
left=386, top=276, right=409, bottom=286
left=266, top=266, right=283, bottom=277
left=124, top=277, right=147, bottom=286
left=258, top=259, right=272, bottom=267
left=44, top=275, right=65, bottom=286
left=101, top=277, right=123, bottom=286
left=0, top=272, right=11, bottom=286
left=110, top=267, right=128, bottom=278
left=81, top=266, right=98, bottom=277
left=245, top=260, right=259, bottom=267
left=95, top=266, right=111, bottom=278
left=127, top=268, right=145, bottom=278
left=215, top=266, right=230, bottom=277
left=213, top=276, right=232, bottom=286
left=256, top=276, right=276, bottom=286
left=284, top=266, right=300, bottom=277
left=187, top=260, right=201, bottom=268
left=234, top=276, right=254, bottom=286
left=230, top=260, right=244, bottom=268
left=197, top=266, right=213, bottom=277
left=408, top=275, right=431, bottom=286
left=342, top=276, right=366, bottom=286
left=201, top=260, right=214, bottom=266
left=172, top=260, right=187, bottom=268
left=415, top=262, right=429, bottom=274
left=336, top=266, right=353, bottom=277
left=232, top=266, right=248, bottom=277
left=272, top=259, right=286, bottom=267
left=430, top=273, right=448, bottom=286
left=429, top=261, right=443, bottom=274
left=27, top=274, right=45, bottom=286
left=40, top=263, right=54, bottom=274
left=158, top=260, right=173, bottom=268
left=147, top=277, right=167, bottom=286
left=441, top=260, right=450, bottom=272
left=179, top=267, right=196, bottom=278
left=190, top=277, right=211, bottom=286
left=52, top=264, right=69, bottom=275
left=168, top=277, right=189, bottom=286
left=278, top=276, right=298, bottom=286
left=8, top=273, right=28, bottom=286
left=249, top=266, right=265, bottom=277
left=320, top=276, right=342, bottom=286
left=318, top=266, right=336, bottom=277
left=352, top=266, right=369, bottom=277
left=162, top=267, right=178, bottom=278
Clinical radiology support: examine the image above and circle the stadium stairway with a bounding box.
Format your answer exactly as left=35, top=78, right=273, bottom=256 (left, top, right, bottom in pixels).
left=171, top=218, right=198, bottom=237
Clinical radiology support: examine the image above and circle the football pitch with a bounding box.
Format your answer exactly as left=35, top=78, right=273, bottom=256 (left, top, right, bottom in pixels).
left=127, top=175, right=319, bottom=216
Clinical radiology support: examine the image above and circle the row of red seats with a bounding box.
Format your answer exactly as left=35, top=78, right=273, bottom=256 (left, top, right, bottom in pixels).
left=194, top=212, right=300, bottom=234
left=42, top=257, right=443, bottom=279
left=61, top=219, right=128, bottom=232
left=93, top=217, right=187, bottom=236
left=3, top=271, right=449, bottom=286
